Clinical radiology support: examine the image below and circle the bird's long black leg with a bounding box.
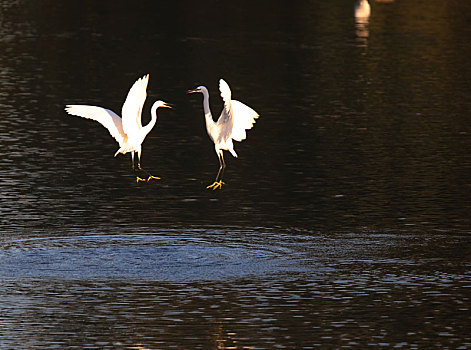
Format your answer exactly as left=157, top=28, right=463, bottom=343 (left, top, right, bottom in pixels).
left=133, top=152, right=150, bottom=183
left=219, top=153, right=226, bottom=182
left=135, top=152, right=146, bottom=182
left=133, top=153, right=146, bottom=183
left=136, top=151, right=160, bottom=182
left=207, top=151, right=225, bottom=190
left=215, top=151, right=226, bottom=182
left=215, top=152, right=224, bottom=182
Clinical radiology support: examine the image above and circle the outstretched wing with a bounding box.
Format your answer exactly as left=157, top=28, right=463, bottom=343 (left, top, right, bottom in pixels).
left=121, top=74, right=149, bottom=138
left=65, top=105, right=126, bottom=146
left=230, top=100, right=259, bottom=142
left=217, top=79, right=260, bottom=142
left=219, top=78, right=233, bottom=122
left=217, top=79, right=235, bottom=142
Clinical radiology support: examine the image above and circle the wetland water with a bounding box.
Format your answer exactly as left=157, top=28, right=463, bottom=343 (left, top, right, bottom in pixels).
left=1, top=1, right=470, bottom=348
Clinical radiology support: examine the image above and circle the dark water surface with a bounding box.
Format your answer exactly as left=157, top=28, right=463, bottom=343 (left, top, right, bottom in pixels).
left=1, top=0, right=470, bottom=348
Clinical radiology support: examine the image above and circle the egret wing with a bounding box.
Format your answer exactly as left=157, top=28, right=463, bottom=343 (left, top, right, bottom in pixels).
left=65, top=105, right=126, bottom=146
left=217, top=79, right=235, bottom=142
left=219, top=79, right=233, bottom=121
left=230, top=100, right=259, bottom=142
left=121, top=74, right=149, bottom=138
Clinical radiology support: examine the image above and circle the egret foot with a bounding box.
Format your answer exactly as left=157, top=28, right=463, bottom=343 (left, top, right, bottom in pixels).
left=136, top=176, right=147, bottom=183
left=137, top=175, right=160, bottom=183
left=206, top=180, right=225, bottom=190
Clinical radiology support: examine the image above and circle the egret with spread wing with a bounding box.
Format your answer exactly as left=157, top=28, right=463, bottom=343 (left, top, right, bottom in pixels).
left=188, top=79, right=260, bottom=190
left=65, top=74, right=172, bottom=182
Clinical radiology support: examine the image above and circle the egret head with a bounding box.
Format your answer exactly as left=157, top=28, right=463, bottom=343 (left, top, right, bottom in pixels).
left=153, top=100, right=173, bottom=109
left=187, top=86, right=208, bottom=95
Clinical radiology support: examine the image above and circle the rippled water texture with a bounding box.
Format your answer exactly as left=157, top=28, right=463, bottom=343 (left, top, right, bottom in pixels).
left=1, top=0, right=470, bottom=348
left=1, top=229, right=470, bottom=349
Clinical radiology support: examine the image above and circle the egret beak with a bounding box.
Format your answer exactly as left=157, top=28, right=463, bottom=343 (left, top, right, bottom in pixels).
left=162, top=102, right=173, bottom=109
left=187, top=88, right=200, bottom=94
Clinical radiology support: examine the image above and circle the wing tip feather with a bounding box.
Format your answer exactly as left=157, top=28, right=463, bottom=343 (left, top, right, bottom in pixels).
left=219, top=79, right=231, bottom=101
left=64, top=105, right=78, bottom=115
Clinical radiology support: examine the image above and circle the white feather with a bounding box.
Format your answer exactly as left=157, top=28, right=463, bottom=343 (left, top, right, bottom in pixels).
left=230, top=100, right=259, bottom=142
left=217, top=79, right=259, bottom=143
left=121, top=74, right=149, bottom=137
left=65, top=105, right=127, bottom=146
left=190, top=78, right=261, bottom=187
left=66, top=75, right=170, bottom=169
left=219, top=79, right=232, bottom=119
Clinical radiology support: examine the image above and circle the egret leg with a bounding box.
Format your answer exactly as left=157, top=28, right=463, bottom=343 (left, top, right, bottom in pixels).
left=220, top=152, right=226, bottom=180
left=136, top=151, right=160, bottom=182
left=133, top=152, right=145, bottom=182
left=137, top=166, right=160, bottom=182
left=131, top=152, right=148, bottom=182
left=206, top=151, right=226, bottom=190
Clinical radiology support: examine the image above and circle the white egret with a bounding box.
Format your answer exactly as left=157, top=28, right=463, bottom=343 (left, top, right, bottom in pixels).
left=188, top=79, right=260, bottom=190
left=65, top=74, right=172, bottom=182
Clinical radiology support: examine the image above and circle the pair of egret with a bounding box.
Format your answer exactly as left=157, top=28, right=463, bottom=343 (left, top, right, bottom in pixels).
left=65, top=75, right=259, bottom=190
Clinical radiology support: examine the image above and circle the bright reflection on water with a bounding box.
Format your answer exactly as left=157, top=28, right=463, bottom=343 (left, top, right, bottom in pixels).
left=1, top=0, right=471, bottom=349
